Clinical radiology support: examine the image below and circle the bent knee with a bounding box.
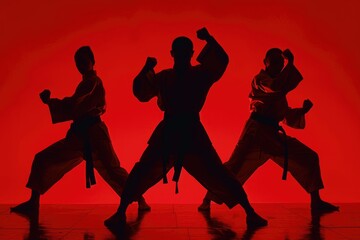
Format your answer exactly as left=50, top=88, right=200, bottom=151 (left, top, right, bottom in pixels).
left=33, top=151, right=47, bottom=167
left=308, top=150, right=319, bottom=164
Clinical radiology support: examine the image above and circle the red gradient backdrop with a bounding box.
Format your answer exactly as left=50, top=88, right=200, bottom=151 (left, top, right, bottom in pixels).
left=1, top=0, right=359, bottom=204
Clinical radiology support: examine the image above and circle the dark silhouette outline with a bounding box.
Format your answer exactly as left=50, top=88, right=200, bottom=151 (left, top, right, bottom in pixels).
left=104, top=27, right=268, bottom=229
left=199, top=211, right=265, bottom=240
left=199, top=211, right=237, bottom=240
left=10, top=46, right=150, bottom=219
left=198, top=48, right=339, bottom=215
left=104, top=210, right=149, bottom=240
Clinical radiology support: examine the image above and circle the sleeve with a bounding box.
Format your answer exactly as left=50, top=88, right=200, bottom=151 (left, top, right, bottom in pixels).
left=270, top=64, right=303, bottom=94
left=282, top=107, right=306, bottom=129
left=47, top=79, right=98, bottom=124
left=133, top=68, right=159, bottom=102
left=250, top=72, right=283, bottom=102
left=196, top=36, right=229, bottom=83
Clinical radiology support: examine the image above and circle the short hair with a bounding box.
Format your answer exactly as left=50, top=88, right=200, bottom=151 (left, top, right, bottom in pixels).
left=265, top=48, right=283, bottom=60
left=74, top=46, right=95, bottom=65
left=171, top=36, right=193, bottom=53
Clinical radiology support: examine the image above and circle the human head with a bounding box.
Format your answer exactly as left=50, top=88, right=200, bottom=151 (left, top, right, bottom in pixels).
left=263, top=48, right=284, bottom=77
left=170, top=36, right=194, bottom=65
left=74, top=46, right=95, bottom=74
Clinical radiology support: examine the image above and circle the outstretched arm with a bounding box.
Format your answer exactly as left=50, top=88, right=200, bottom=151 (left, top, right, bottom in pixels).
left=196, top=27, right=229, bottom=83
left=43, top=78, right=100, bottom=123
left=133, top=57, right=158, bottom=102
left=283, top=99, right=313, bottom=129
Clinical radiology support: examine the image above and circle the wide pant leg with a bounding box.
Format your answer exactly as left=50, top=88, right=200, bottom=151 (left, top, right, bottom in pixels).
left=91, top=123, right=129, bottom=197
left=271, top=136, right=324, bottom=193
left=120, top=143, right=174, bottom=203
left=26, top=134, right=83, bottom=194
left=183, top=144, right=252, bottom=209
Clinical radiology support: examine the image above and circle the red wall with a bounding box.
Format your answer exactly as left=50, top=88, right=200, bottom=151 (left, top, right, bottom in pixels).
left=1, top=0, right=359, bottom=204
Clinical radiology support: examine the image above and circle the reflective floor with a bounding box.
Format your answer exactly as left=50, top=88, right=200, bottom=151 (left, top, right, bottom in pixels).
left=1, top=203, right=359, bottom=239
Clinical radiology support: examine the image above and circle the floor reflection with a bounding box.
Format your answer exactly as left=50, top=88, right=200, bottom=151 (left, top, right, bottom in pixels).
left=14, top=211, right=49, bottom=240
left=2, top=204, right=357, bottom=240
left=103, top=210, right=149, bottom=240
left=299, top=212, right=328, bottom=240
left=199, top=211, right=237, bottom=240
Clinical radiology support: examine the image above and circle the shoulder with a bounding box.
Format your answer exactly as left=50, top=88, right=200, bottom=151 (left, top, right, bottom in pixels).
left=79, top=72, right=103, bottom=90
left=158, top=68, right=173, bottom=75
left=87, top=72, right=103, bottom=84
left=192, top=64, right=202, bottom=71
left=156, top=68, right=174, bottom=78
left=189, top=64, right=207, bottom=75
left=254, top=70, right=271, bottom=81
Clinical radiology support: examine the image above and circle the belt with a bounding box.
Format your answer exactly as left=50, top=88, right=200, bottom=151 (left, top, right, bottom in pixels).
left=70, top=116, right=101, bottom=188
left=162, top=113, right=200, bottom=193
left=250, top=112, right=288, bottom=180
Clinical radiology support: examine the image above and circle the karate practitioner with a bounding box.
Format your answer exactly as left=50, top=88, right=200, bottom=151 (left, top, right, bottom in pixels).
left=104, top=28, right=267, bottom=228
left=198, top=48, right=339, bottom=214
left=10, top=46, right=150, bottom=215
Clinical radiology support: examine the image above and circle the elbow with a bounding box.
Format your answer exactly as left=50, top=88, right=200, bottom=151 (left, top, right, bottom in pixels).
left=223, top=53, right=229, bottom=67
left=137, top=96, right=151, bottom=102
left=217, top=49, right=229, bottom=68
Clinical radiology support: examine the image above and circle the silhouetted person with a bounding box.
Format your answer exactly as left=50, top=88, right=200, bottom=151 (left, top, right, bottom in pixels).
left=104, top=28, right=267, bottom=228
left=198, top=48, right=339, bottom=214
left=10, top=46, right=150, bottom=216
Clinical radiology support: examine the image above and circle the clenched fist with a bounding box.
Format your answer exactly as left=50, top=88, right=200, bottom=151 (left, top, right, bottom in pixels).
left=302, top=99, right=313, bottom=113
left=197, top=27, right=211, bottom=41
left=40, top=89, right=51, bottom=104
left=283, top=49, right=294, bottom=65
left=144, top=57, right=157, bottom=70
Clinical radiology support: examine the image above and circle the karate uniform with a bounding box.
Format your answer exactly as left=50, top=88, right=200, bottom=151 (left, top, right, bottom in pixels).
left=206, top=64, right=324, bottom=203
left=26, top=71, right=129, bottom=195
left=120, top=37, right=251, bottom=209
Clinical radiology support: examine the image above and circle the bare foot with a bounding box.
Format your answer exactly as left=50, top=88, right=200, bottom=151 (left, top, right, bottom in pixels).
left=246, top=212, right=268, bottom=228
left=311, top=200, right=339, bottom=214
left=198, top=199, right=211, bottom=212
left=138, top=198, right=151, bottom=211
left=104, top=212, right=126, bottom=229
left=10, top=200, right=39, bottom=215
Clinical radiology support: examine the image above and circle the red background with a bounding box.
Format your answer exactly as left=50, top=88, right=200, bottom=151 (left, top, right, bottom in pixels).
left=1, top=0, right=359, bottom=204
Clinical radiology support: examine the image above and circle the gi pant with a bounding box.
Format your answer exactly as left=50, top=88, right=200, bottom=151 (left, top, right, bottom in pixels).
left=206, top=118, right=324, bottom=202
left=120, top=120, right=251, bottom=209
left=26, top=121, right=128, bottom=195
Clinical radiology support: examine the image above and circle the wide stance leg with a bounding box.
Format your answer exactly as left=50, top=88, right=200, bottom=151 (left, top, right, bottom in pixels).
left=104, top=143, right=173, bottom=228
left=200, top=136, right=267, bottom=209
left=272, top=136, right=338, bottom=213
left=92, top=123, right=150, bottom=210
left=11, top=134, right=84, bottom=214
left=184, top=145, right=267, bottom=227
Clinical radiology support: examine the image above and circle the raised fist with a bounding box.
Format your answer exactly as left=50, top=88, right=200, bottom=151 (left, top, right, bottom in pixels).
left=283, top=49, right=294, bottom=64
left=40, top=89, right=51, bottom=104
left=144, top=57, right=157, bottom=70
left=302, top=99, right=313, bottom=113
left=197, top=27, right=211, bottom=41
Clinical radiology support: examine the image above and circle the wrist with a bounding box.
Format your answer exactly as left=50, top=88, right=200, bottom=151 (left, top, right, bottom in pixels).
left=301, top=108, right=309, bottom=114
left=205, top=35, right=214, bottom=42
left=142, top=65, right=153, bottom=72
left=45, top=98, right=52, bottom=104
